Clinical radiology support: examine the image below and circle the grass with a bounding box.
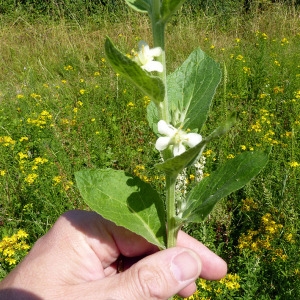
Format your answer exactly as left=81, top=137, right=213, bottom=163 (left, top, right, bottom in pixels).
left=0, top=3, right=300, bottom=299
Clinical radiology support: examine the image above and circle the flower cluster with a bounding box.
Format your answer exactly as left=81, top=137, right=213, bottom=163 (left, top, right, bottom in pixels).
left=174, top=273, right=240, bottom=299
left=27, top=110, right=53, bottom=128
left=238, top=206, right=290, bottom=261
left=0, top=136, right=16, bottom=148
left=0, top=230, right=30, bottom=268
left=132, top=41, right=163, bottom=73
left=155, top=120, right=202, bottom=157
left=133, top=164, right=165, bottom=184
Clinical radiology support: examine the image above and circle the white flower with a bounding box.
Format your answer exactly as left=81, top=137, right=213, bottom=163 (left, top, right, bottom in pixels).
left=155, top=120, right=202, bottom=156
left=133, top=40, right=163, bottom=73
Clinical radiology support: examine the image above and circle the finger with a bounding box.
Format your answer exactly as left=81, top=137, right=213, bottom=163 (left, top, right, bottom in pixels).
left=177, top=230, right=227, bottom=280
left=74, top=247, right=202, bottom=300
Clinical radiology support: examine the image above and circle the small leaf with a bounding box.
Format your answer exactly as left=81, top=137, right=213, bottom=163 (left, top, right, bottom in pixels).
left=125, top=0, right=150, bottom=13
left=161, top=0, right=187, bottom=22
left=155, top=118, right=235, bottom=175
left=156, top=139, right=207, bottom=175
left=147, top=100, right=159, bottom=134
left=75, top=169, right=166, bottom=248
left=168, top=48, right=222, bottom=131
left=183, top=149, right=270, bottom=223
left=105, top=37, right=165, bottom=103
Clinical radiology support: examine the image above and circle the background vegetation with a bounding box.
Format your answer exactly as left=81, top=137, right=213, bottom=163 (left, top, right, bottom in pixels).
left=0, top=0, right=299, bottom=298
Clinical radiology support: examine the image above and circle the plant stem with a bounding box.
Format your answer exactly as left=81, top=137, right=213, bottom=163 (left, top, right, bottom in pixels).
left=165, top=174, right=178, bottom=248
left=151, top=1, right=179, bottom=255
left=151, top=0, right=169, bottom=123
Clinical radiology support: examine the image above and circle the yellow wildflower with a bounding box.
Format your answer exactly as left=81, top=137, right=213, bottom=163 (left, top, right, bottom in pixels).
left=289, top=161, right=300, bottom=168
left=24, top=173, right=38, bottom=184
left=64, top=65, right=74, bottom=71
left=18, top=152, right=28, bottom=160
left=19, top=136, right=29, bottom=142
left=34, top=157, right=48, bottom=165
left=53, top=176, right=62, bottom=185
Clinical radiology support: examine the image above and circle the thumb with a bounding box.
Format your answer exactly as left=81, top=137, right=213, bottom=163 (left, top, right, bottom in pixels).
left=103, top=247, right=202, bottom=300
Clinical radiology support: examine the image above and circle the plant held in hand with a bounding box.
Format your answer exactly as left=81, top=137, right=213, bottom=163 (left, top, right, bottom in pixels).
left=75, top=2, right=270, bottom=298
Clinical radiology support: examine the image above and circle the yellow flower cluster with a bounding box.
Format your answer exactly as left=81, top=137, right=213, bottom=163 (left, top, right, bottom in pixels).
left=241, top=198, right=259, bottom=211
left=0, top=230, right=30, bottom=266
left=64, top=65, right=74, bottom=71
left=219, top=273, right=241, bottom=290
left=60, top=118, right=76, bottom=126
left=133, top=165, right=165, bottom=183
left=143, top=96, right=151, bottom=107
left=238, top=208, right=290, bottom=261
left=248, top=108, right=282, bottom=146
left=0, top=136, right=16, bottom=147
left=289, top=161, right=300, bottom=168
left=174, top=273, right=241, bottom=300
left=52, top=175, right=73, bottom=191
left=127, top=101, right=135, bottom=108
left=27, top=110, right=53, bottom=128
left=33, top=157, right=48, bottom=165
left=24, top=173, right=38, bottom=184
left=16, top=152, right=49, bottom=185
left=186, top=274, right=240, bottom=299
left=133, top=165, right=150, bottom=183
left=30, top=93, right=41, bottom=100
left=255, top=31, right=268, bottom=40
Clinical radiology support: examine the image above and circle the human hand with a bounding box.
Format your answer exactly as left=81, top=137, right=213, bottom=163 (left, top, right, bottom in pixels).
left=0, top=210, right=227, bottom=299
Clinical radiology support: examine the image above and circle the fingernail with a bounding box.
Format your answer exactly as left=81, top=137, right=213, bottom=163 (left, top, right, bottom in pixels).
left=171, top=250, right=201, bottom=282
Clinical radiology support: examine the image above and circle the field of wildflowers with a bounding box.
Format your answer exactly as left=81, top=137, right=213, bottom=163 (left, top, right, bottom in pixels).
left=0, top=2, right=299, bottom=299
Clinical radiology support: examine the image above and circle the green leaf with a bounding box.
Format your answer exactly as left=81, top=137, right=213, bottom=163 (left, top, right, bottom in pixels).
left=156, top=139, right=207, bottom=175
left=155, top=118, right=235, bottom=175
left=168, top=48, right=222, bottom=131
left=161, top=0, right=187, bottom=22
left=125, top=0, right=150, bottom=13
left=75, top=169, right=166, bottom=248
left=183, top=149, right=270, bottom=223
left=105, top=37, right=165, bottom=103
left=147, top=101, right=159, bottom=134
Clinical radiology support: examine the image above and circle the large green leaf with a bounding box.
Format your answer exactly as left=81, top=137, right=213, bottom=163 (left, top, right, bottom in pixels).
left=125, top=0, right=150, bottom=13
left=168, top=48, right=221, bottom=131
left=75, top=169, right=166, bottom=248
left=182, top=150, right=270, bottom=223
left=105, top=37, right=165, bottom=103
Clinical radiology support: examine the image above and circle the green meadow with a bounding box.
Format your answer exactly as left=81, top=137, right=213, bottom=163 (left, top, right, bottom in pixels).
left=0, top=1, right=300, bottom=299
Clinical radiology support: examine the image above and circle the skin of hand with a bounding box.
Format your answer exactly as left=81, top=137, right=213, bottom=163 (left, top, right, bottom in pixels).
left=0, top=210, right=227, bottom=300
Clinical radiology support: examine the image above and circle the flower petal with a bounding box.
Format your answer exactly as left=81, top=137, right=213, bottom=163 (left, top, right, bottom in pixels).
left=185, top=133, right=202, bottom=148
left=173, top=143, right=186, bottom=156
left=148, top=47, right=162, bottom=57
left=157, top=120, right=175, bottom=136
left=142, top=61, right=163, bottom=73
left=155, top=136, right=171, bottom=151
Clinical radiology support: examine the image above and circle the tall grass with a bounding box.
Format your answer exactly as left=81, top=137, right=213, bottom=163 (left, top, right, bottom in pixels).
left=0, top=3, right=299, bottom=298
